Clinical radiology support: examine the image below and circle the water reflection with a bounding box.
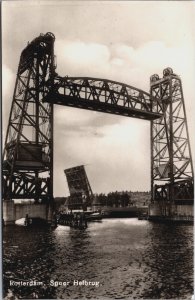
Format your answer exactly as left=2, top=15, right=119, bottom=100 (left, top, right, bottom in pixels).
left=143, top=223, right=193, bottom=299
left=3, top=226, right=57, bottom=299
left=3, top=219, right=193, bottom=299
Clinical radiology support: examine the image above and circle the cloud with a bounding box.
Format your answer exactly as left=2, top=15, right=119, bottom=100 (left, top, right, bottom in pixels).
left=53, top=38, right=195, bottom=195
left=54, top=115, right=150, bottom=195
left=2, top=64, right=15, bottom=103
left=55, top=37, right=195, bottom=105
left=55, top=39, right=110, bottom=78
left=2, top=64, right=15, bottom=141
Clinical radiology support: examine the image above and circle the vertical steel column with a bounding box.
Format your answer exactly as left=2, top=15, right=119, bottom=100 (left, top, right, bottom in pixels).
left=150, top=120, right=154, bottom=203
left=35, top=54, right=40, bottom=202
left=168, top=77, right=174, bottom=214
left=48, top=34, right=55, bottom=201
left=179, top=78, right=194, bottom=179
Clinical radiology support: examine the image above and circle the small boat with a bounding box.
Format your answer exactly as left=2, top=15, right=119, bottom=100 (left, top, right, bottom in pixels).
left=85, top=212, right=102, bottom=221
left=138, top=212, right=148, bottom=220
left=15, top=217, right=47, bottom=226
left=15, top=218, right=28, bottom=226
left=57, top=212, right=88, bottom=229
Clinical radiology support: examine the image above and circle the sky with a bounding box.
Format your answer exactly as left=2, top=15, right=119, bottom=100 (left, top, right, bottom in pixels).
left=2, top=1, right=195, bottom=197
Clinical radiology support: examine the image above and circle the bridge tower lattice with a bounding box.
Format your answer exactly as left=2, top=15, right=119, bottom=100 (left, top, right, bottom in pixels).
left=3, top=32, right=56, bottom=202
left=150, top=68, right=194, bottom=214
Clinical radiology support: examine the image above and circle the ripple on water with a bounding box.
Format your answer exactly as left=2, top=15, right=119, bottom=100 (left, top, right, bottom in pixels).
left=3, top=218, right=193, bottom=299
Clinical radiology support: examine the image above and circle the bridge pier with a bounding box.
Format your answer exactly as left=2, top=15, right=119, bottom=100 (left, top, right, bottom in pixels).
left=3, top=201, right=15, bottom=225
left=3, top=201, right=53, bottom=225
left=149, top=201, right=194, bottom=221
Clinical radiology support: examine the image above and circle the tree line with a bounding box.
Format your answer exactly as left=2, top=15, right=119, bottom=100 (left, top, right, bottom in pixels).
left=54, top=190, right=150, bottom=209
left=93, top=191, right=150, bottom=207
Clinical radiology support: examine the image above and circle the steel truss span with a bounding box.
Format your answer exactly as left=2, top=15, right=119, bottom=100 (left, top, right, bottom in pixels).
left=2, top=32, right=194, bottom=208
left=43, top=77, right=163, bottom=121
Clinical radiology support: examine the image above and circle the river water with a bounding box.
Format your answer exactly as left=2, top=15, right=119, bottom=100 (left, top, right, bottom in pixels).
left=3, top=218, right=193, bottom=299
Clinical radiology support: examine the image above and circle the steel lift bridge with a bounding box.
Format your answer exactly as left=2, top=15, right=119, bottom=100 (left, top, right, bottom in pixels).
left=2, top=32, right=194, bottom=218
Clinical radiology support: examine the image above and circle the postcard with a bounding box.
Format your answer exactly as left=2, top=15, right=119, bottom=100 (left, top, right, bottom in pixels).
left=2, top=1, right=194, bottom=299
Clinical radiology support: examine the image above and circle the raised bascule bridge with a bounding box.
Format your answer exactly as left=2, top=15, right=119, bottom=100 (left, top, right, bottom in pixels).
left=2, top=32, right=194, bottom=224
left=64, top=165, right=94, bottom=211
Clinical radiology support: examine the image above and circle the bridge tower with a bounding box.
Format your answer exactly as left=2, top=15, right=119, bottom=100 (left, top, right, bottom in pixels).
left=150, top=68, right=194, bottom=216
left=3, top=32, right=56, bottom=203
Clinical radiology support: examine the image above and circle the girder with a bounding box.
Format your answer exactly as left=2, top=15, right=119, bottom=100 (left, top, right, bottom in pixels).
left=43, top=76, right=163, bottom=120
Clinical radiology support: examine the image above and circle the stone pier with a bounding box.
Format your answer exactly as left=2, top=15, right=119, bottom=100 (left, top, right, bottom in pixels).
left=149, top=201, right=194, bottom=220
left=3, top=201, right=53, bottom=225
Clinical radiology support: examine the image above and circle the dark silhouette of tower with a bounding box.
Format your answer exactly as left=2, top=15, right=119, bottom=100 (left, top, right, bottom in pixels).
left=150, top=68, right=193, bottom=215
left=3, top=32, right=56, bottom=203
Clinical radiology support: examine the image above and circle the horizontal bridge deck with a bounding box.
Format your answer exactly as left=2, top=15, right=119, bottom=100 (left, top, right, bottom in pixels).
left=43, top=77, right=163, bottom=121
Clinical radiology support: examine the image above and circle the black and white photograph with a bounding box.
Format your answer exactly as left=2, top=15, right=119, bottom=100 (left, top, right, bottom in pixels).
left=2, top=1, right=194, bottom=299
